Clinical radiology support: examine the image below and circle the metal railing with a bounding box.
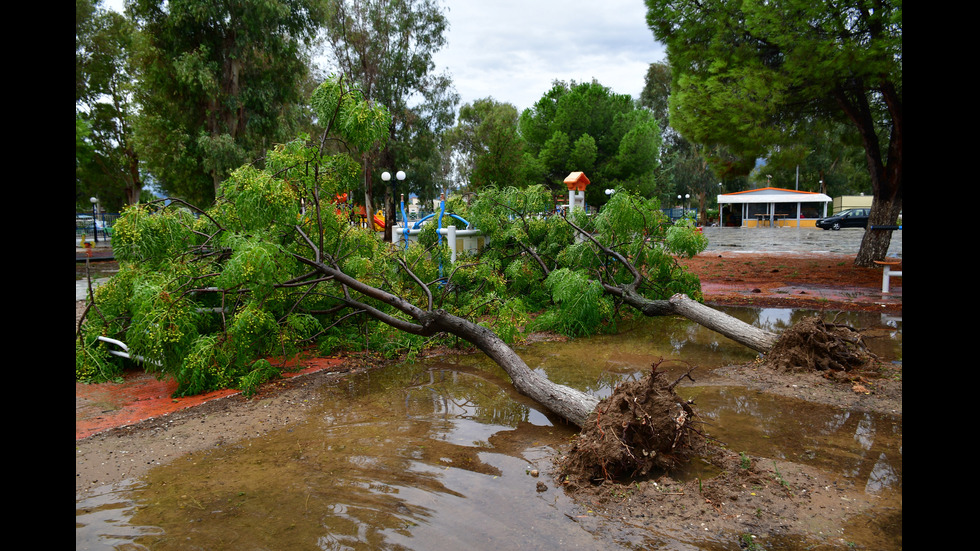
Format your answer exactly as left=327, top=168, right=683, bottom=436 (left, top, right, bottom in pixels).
left=75, top=213, right=120, bottom=242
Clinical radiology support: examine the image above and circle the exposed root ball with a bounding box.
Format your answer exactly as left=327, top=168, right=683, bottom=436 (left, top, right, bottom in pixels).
left=763, top=315, right=878, bottom=373
left=557, top=366, right=706, bottom=486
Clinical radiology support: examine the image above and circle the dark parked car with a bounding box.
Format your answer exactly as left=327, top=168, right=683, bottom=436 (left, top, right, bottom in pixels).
left=816, top=208, right=869, bottom=230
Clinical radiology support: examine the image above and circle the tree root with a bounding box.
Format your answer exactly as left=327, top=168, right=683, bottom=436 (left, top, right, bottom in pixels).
left=762, top=315, right=879, bottom=373
left=557, top=360, right=708, bottom=486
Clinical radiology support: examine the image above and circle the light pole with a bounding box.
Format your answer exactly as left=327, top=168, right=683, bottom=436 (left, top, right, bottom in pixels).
left=90, top=196, right=99, bottom=244
left=718, top=183, right=723, bottom=225
left=381, top=170, right=406, bottom=236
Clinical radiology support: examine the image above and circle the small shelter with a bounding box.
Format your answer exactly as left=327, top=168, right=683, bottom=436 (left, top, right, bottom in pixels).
left=717, top=187, right=832, bottom=228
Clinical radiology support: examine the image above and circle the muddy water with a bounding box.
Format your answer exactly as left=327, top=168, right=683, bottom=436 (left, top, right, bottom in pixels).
left=76, top=308, right=901, bottom=551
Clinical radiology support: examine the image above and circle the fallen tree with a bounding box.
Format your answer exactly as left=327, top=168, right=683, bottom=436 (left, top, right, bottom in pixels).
left=76, top=77, right=876, bottom=486
left=469, top=186, right=876, bottom=367
left=288, top=229, right=600, bottom=427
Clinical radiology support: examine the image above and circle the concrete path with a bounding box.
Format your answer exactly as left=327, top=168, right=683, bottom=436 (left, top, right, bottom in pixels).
left=699, top=226, right=902, bottom=257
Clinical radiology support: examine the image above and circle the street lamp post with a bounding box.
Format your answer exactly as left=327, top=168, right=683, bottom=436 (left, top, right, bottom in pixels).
left=381, top=170, right=406, bottom=239
left=90, top=196, right=99, bottom=244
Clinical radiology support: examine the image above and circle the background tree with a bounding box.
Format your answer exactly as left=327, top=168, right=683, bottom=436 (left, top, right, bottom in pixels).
left=76, top=0, right=143, bottom=211
left=127, top=0, right=328, bottom=205
left=750, top=120, right=872, bottom=198
left=642, top=60, right=763, bottom=225
left=324, top=0, right=458, bottom=240
left=448, top=98, right=527, bottom=191
left=520, top=80, right=663, bottom=209
left=645, top=0, right=902, bottom=266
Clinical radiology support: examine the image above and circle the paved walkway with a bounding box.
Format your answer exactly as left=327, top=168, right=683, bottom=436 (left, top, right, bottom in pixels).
left=699, top=226, right=902, bottom=257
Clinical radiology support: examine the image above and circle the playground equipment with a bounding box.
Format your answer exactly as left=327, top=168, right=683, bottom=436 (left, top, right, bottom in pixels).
left=395, top=194, right=483, bottom=263
left=563, top=171, right=591, bottom=211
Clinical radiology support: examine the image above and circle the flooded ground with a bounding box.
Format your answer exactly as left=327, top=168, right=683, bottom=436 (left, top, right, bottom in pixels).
left=77, top=308, right=901, bottom=551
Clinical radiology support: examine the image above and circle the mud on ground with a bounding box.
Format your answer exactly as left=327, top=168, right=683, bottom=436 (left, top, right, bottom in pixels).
left=76, top=253, right=902, bottom=549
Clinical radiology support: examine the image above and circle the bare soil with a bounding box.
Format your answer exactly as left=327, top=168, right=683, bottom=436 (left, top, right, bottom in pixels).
left=75, top=253, right=902, bottom=549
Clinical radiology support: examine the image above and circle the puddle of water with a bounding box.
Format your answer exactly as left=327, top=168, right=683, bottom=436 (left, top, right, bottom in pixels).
left=76, top=307, right=901, bottom=550
left=76, top=479, right=162, bottom=550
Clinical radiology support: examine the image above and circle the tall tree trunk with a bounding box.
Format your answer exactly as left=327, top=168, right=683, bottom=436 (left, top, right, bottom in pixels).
left=836, top=80, right=902, bottom=267
left=125, top=147, right=143, bottom=205
left=362, top=155, right=374, bottom=226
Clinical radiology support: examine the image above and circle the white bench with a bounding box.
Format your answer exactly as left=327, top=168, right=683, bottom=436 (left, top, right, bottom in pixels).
left=873, top=260, right=902, bottom=294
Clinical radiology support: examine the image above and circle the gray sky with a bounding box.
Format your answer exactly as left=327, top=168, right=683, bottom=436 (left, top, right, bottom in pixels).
left=102, top=0, right=665, bottom=112
left=433, top=0, right=664, bottom=111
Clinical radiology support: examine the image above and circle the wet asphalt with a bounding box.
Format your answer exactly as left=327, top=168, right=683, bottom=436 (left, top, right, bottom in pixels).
left=76, top=227, right=902, bottom=301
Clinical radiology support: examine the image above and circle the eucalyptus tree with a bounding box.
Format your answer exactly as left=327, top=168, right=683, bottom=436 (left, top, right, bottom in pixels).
left=646, top=0, right=902, bottom=266
left=127, top=0, right=329, bottom=205
left=324, top=0, right=458, bottom=240
left=449, top=98, right=527, bottom=191
left=76, top=0, right=143, bottom=211
left=519, top=80, right=663, bottom=207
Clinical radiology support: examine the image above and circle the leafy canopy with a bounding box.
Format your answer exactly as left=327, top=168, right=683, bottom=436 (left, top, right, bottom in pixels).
left=78, top=75, right=707, bottom=398
left=519, top=80, right=663, bottom=205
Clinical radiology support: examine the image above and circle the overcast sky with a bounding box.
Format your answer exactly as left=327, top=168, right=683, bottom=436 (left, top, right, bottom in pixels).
left=102, top=0, right=665, bottom=112
left=432, top=0, right=664, bottom=111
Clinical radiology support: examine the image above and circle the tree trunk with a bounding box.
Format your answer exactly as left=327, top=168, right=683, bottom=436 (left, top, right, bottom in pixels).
left=362, top=155, right=374, bottom=225
left=293, top=248, right=599, bottom=427
left=618, top=288, right=778, bottom=354
left=428, top=310, right=599, bottom=426
left=856, top=182, right=902, bottom=267
left=836, top=80, right=902, bottom=268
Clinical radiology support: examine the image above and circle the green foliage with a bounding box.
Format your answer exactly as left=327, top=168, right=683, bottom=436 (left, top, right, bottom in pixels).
left=541, top=268, right=612, bottom=337
left=470, top=186, right=705, bottom=338
left=450, top=98, right=526, bottom=190
left=644, top=0, right=902, bottom=201
left=311, top=78, right=392, bottom=152
left=77, top=70, right=710, bottom=398
left=518, top=80, right=663, bottom=204
left=129, top=0, right=328, bottom=204
left=665, top=219, right=709, bottom=258
left=76, top=0, right=143, bottom=211
left=239, top=359, right=280, bottom=398
left=325, top=0, right=458, bottom=207
left=78, top=75, right=396, bottom=395
left=111, top=204, right=197, bottom=264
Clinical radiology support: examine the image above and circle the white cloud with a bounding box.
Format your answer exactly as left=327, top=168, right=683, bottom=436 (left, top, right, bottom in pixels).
left=435, top=0, right=665, bottom=110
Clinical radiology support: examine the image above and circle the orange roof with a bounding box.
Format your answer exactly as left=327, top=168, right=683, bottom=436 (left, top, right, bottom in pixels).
left=718, top=187, right=831, bottom=204
left=722, top=187, right=823, bottom=196
left=563, top=171, right=591, bottom=191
